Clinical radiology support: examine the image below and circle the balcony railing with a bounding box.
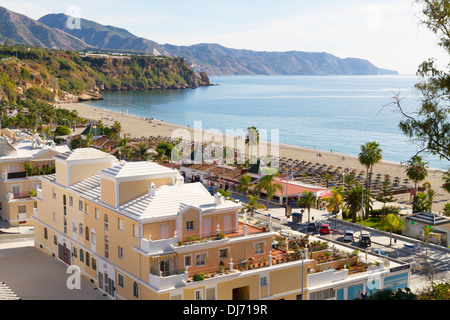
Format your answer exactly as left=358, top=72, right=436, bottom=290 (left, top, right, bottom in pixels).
left=7, top=192, right=32, bottom=201
left=148, top=269, right=188, bottom=290
left=7, top=172, right=27, bottom=179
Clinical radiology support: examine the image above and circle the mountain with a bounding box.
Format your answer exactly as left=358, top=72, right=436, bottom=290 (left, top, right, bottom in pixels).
left=34, top=11, right=398, bottom=76
left=38, top=13, right=168, bottom=56
left=0, top=7, right=91, bottom=51
left=161, top=43, right=397, bottom=76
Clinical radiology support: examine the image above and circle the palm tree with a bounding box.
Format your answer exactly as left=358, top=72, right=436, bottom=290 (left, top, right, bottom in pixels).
left=442, top=171, right=450, bottom=194
left=323, top=173, right=333, bottom=188
left=298, top=191, right=316, bottom=223
left=324, top=187, right=344, bottom=229
left=240, top=195, right=266, bottom=217
left=237, top=174, right=252, bottom=198
left=422, top=225, right=434, bottom=256
left=255, top=174, right=284, bottom=209
left=344, top=173, right=356, bottom=191
left=132, top=143, right=150, bottom=161
left=111, top=121, right=122, bottom=140
left=376, top=174, right=395, bottom=215
left=405, top=155, right=428, bottom=204
left=358, top=141, right=383, bottom=190
left=379, top=214, right=406, bottom=246
left=245, top=126, right=259, bottom=164
left=114, top=137, right=131, bottom=160
left=344, top=185, right=364, bottom=224
left=151, top=152, right=167, bottom=165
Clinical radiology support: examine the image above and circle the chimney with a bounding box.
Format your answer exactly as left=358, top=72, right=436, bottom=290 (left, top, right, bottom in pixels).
left=148, top=182, right=156, bottom=196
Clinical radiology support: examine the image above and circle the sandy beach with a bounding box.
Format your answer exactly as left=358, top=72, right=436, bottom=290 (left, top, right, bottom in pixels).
left=57, top=102, right=450, bottom=213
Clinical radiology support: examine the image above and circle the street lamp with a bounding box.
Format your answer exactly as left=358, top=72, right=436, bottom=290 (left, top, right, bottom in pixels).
left=280, top=231, right=305, bottom=299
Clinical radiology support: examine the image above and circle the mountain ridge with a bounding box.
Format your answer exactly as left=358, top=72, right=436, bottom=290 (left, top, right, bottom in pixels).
left=0, top=7, right=91, bottom=51
left=0, top=8, right=397, bottom=76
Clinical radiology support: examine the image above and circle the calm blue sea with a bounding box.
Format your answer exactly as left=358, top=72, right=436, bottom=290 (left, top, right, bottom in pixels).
left=83, top=75, right=448, bottom=170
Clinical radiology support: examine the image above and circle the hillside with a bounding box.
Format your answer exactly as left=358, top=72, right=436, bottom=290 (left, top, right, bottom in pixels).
left=162, top=43, right=398, bottom=76
left=0, top=7, right=91, bottom=51
left=38, top=12, right=397, bottom=76
left=38, top=13, right=168, bottom=56
left=0, top=46, right=210, bottom=104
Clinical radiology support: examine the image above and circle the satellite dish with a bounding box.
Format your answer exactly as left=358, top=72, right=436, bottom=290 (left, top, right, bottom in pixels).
left=382, top=258, right=390, bottom=268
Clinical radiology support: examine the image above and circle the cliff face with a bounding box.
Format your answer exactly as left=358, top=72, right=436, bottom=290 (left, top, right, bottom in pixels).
left=0, top=46, right=210, bottom=104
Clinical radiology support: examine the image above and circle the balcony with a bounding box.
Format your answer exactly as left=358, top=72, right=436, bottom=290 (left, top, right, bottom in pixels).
left=139, top=237, right=178, bottom=255
left=7, top=192, right=32, bottom=201
left=149, top=268, right=188, bottom=290
left=7, top=172, right=27, bottom=180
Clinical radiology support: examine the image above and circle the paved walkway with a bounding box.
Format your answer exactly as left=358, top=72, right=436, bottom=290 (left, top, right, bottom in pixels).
left=0, top=220, right=108, bottom=300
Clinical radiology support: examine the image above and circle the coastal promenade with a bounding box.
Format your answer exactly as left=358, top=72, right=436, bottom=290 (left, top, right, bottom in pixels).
left=60, top=102, right=450, bottom=213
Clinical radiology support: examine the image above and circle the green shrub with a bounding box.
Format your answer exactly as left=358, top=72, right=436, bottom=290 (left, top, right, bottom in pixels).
left=193, top=273, right=205, bottom=281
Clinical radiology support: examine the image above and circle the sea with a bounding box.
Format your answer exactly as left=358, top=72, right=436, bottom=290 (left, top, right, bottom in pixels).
left=83, top=75, right=448, bottom=170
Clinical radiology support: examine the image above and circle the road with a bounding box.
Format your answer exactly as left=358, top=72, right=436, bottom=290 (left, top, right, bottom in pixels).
left=250, top=210, right=450, bottom=294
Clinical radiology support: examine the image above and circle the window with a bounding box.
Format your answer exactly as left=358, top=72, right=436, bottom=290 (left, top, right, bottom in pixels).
left=95, top=208, right=99, bottom=220
left=260, top=276, right=268, bottom=287
left=92, top=258, right=96, bottom=271
left=85, top=227, right=89, bottom=241
left=184, top=255, right=192, bottom=268
left=18, top=204, right=26, bottom=214
left=194, top=289, right=203, bottom=300
left=53, top=212, right=56, bottom=222
left=104, top=214, right=109, bottom=232
left=52, top=188, right=56, bottom=199
left=86, top=252, right=90, bottom=266
left=133, top=224, right=139, bottom=238
left=79, top=249, right=84, bottom=263
left=78, top=200, right=83, bottom=211
left=73, top=247, right=77, bottom=258
left=219, top=248, right=228, bottom=259
left=69, top=196, right=73, bottom=207
left=118, top=274, right=124, bottom=288
left=104, top=235, right=109, bottom=259
left=12, top=185, right=20, bottom=197
left=85, top=203, right=89, bottom=215
left=53, top=235, right=57, bottom=245
left=72, top=221, right=77, bottom=234
left=186, top=221, right=194, bottom=230
left=133, top=282, right=139, bottom=298
left=79, top=223, right=84, bottom=236
left=196, top=253, right=206, bottom=266
left=44, top=227, right=48, bottom=240
left=118, top=246, right=123, bottom=259
left=118, top=218, right=123, bottom=231
left=310, top=289, right=336, bottom=300
left=255, top=242, right=264, bottom=254
left=91, top=230, right=96, bottom=245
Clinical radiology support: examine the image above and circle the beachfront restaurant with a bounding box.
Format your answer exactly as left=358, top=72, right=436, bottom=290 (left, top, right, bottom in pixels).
left=255, top=178, right=332, bottom=207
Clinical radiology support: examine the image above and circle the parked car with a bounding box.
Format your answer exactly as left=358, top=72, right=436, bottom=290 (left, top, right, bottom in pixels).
left=320, top=224, right=331, bottom=234
left=343, top=230, right=355, bottom=242
left=371, top=249, right=387, bottom=256
left=307, top=222, right=318, bottom=232
left=359, top=234, right=372, bottom=247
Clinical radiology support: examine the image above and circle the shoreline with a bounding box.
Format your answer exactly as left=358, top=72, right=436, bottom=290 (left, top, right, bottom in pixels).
left=57, top=101, right=450, bottom=212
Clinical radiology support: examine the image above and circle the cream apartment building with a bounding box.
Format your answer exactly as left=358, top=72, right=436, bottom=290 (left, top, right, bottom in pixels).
left=0, top=133, right=69, bottom=226
left=33, top=148, right=310, bottom=300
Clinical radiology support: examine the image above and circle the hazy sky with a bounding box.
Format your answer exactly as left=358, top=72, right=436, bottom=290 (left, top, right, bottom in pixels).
left=0, top=0, right=447, bottom=74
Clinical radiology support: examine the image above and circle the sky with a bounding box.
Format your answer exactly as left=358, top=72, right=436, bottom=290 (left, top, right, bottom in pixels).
left=0, top=0, right=448, bottom=74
